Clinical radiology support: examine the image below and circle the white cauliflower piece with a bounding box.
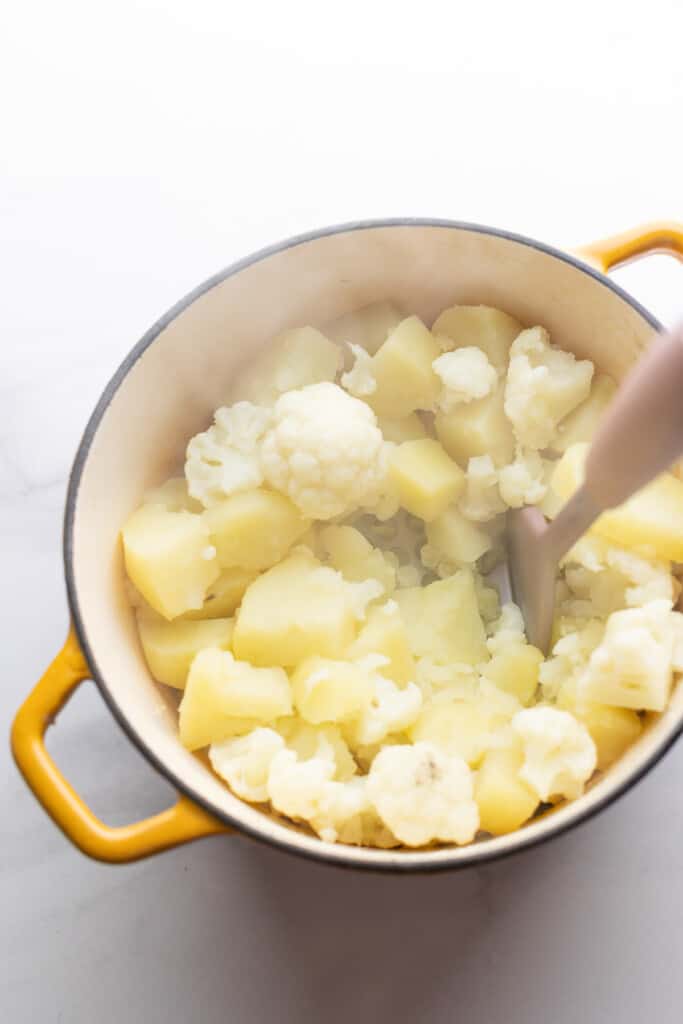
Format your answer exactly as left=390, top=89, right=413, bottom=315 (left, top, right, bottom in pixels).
left=230, top=326, right=342, bottom=405
left=498, top=448, right=547, bottom=508
left=539, top=619, right=605, bottom=700
left=432, top=347, right=497, bottom=412
left=487, top=602, right=526, bottom=654
left=414, top=658, right=479, bottom=703
left=512, top=706, right=597, bottom=801
left=261, top=382, right=387, bottom=519
left=367, top=743, right=479, bottom=846
left=345, top=675, right=422, bottom=747
left=341, top=343, right=377, bottom=397
left=209, top=728, right=285, bottom=802
left=185, top=402, right=271, bottom=507
left=561, top=537, right=674, bottom=614
left=276, top=718, right=357, bottom=780
left=578, top=600, right=675, bottom=711
left=459, top=455, right=506, bottom=522
left=505, top=327, right=594, bottom=449
left=267, top=749, right=390, bottom=844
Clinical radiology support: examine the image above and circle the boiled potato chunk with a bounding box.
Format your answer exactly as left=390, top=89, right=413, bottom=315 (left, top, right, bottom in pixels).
left=179, top=648, right=292, bottom=749
left=122, top=504, right=220, bottom=620
left=368, top=316, right=441, bottom=416
left=347, top=600, right=415, bottom=686
left=389, top=439, right=465, bottom=522
left=232, top=550, right=358, bottom=667
left=143, top=476, right=203, bottom=513
left=551, top=443, right=683, bottom=560
left=230, top=326, right=341, bottom=405
left=203, top=488, right=309, bottom=570
left=395, top=570, right=488, bottom=665
left=377, top=413, right=428, bottom=444
left=482, top=642, right=543, bottom=705
left=409, top=701, right=494, bottom=766
left=319, top=525, right=396, bottom=593
left=435, top=384, right=515, bottom=468
left=324, top=300, right=406, bottom=356
left=552, top=374, right=617, bottom=453
left=432, top=305, right=523, bottom=371
left=291, top=656, right=375, bottom=724
left=426, top=506, right=493, bottom=565
left=180, top=567, right=257, bottom=620
left=475, top=745, right=539, bottom=835
left=557, top=686, right=642, bottom=771
left=137, top=614, right=234, bottom=689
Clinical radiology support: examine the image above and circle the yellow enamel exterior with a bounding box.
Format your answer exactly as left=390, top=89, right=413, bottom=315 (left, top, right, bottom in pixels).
left=576, top=220, right=683, bottom=272
left=10, top=628, right=231, bottom=862
left=9, top=220, right=682, bottom=865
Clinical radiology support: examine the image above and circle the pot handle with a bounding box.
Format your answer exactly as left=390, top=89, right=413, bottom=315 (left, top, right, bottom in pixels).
left=575, top=221, right=683, bottom=273
left=11, top=628, right=231, bottom=863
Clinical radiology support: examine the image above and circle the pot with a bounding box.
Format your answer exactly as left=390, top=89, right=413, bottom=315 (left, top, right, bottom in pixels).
left=11, top=219, right=683, bottom=871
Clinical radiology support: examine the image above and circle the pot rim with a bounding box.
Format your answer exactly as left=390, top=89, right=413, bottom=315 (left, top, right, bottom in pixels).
left=63, top=217, right=676, bottom=873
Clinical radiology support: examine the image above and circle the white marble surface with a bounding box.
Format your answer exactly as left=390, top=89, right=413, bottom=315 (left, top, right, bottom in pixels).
left=3, top=3, right=683, bottom=1021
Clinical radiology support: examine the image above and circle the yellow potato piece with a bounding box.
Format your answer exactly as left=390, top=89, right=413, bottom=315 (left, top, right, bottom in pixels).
left=137, top=614, right=234, bottom=689
left=482, top=642, right=544, bottom=705
left=475, top=745, right=539, bottom=835
left=377, top=413, right=428, bottom=444
left=319, top=524, right=396, bottom=594
left=368, top=316, right=441, bottom=416
left=557, top=685, right=642, bottom=771
left=389, top=438, right=465, bottom=522
left=432, top=304, right=523, bottom=371
left=426, top=506, right=493, bottom=565
left=552, top=374, right=617, bottom=453
left=395, top=570, right=488, bottom=665
left=179, top=648, right=292, bottom=749
left=291, top=656, right=375, bottom=724
left=409, top=701, right=493, bottom=766
left=179, top=567, right=258, bottom=620
left=203, top=488, right=309, bottom=570
left=232, top=551, right=357, bottom=667
left=435, top=384, right=515, bottom=468
left=347, top=601, right=415, bottom=686
left=551, top=443, right=683, bottom=561
left=122, top=504, right=220, bottom=620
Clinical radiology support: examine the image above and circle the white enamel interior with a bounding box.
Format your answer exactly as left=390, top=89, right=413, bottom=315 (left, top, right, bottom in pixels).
left=68, top=223, right=682, bottom=869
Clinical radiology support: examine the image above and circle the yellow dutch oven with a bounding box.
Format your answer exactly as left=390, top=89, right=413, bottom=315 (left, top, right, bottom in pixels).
left=11, top=220, right=683, bottom=871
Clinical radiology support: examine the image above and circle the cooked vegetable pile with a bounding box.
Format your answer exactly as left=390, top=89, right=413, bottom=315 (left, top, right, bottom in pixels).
left=122, top=303, right=683, bottom=848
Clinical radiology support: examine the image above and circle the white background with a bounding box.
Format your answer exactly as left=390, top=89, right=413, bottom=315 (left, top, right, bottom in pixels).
left=2, top=2, right=683, bottom=1021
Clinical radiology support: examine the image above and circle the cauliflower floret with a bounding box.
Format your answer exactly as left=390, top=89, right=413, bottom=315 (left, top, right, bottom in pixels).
left=560, top=537, right=674, bottom=616
left=673, top=611, right=683, bottom=672
left=276, top=718, right=357, bottom=780
left=578, top=600, right=675, bottom=711
left=512, top=706, right=597, bottom=801
left=261, top=383, right=387, bottom=519
left=498, top=448, right=547, bottom=508
left=487, top=602, right=526, bottom=654
left=539, top=619, right=605, bottom=700
left=432, top=347, right=497, bottom=412
left=505, top=327, right=594, bottom=449
left=459, top=455, right=506, bottom=522
left=341, top=343, right=377, bottom=397
left=209, top=728, right=285, bottom=802
left=267, top=748, right=336, bottom=821
left=345, top=675, right=422, bottom=747
left=267, top=749, right=389, bottom=844
left=185, top=402, right=271, bottom=507
left=230, top=326, right=342, bottom=405
left=414, top=658, right=479, bottom=703
left=367, top=742, right=479, bottom=846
